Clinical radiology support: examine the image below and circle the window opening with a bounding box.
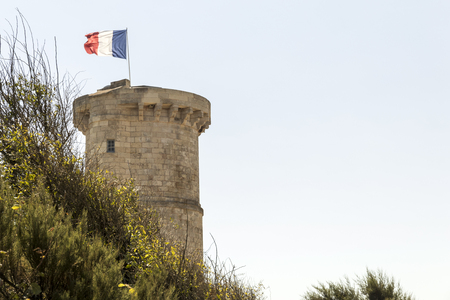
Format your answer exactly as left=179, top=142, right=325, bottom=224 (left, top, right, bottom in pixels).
left=107, top=140, right=115, bottom=153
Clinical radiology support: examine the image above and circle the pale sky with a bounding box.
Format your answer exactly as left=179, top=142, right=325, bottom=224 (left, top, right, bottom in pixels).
left=2, top=1, right=450, bottom=299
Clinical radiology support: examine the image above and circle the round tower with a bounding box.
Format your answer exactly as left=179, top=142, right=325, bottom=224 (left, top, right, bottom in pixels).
left=73, top=79, right=211, bottom=253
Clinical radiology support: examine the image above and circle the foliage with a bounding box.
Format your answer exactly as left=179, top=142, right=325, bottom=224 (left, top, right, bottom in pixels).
left=302, top=269, right=415, bottom=300
left=0, top=177, right=129, bottom=299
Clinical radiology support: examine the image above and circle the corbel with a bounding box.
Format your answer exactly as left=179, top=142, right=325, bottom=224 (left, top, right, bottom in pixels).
left=169, top=105, right=179, bottom=123
left=190, top=111, right=204, bottom=127
left=180, top=107, right=193, bottom=125
left=153, top=103, right=162, bottom=121
left=198, top=120, right=211, bottom=135
left=196, top=116, right=209, bottom=131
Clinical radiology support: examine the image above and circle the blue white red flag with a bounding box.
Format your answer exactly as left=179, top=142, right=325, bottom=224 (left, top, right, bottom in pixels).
left=84, top=30, right=127, bottom=59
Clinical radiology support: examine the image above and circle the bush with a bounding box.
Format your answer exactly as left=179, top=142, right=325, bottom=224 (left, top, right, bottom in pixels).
left=302, top=269, right=414, bottom=300
left=0, top=178, right=128, bottom=299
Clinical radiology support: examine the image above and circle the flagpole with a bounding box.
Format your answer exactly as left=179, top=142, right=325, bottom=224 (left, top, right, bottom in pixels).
left=126, top=28, right=131, bottom=83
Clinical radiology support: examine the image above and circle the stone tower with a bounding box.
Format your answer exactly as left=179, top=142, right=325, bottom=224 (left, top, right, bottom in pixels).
left=73, top=79, right=211, bottom=253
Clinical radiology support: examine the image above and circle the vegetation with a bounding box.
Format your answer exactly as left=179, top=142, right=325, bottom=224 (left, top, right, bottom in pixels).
left=0, top=179, right=128, bottom=299
left=302, top=269, right=415, bottom=300
left=0, top=13, right=265, bottom=300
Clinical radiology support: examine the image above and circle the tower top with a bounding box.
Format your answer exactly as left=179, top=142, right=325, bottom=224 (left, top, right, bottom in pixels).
left=74, top=79, right=211, bottom=136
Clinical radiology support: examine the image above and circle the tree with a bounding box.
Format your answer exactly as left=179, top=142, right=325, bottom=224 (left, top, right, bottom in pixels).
left=302, top=269, right=415, bottom=300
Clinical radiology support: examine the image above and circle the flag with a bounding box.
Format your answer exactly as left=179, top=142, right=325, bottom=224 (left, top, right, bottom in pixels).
left=84, top=30, right=127, bottom=59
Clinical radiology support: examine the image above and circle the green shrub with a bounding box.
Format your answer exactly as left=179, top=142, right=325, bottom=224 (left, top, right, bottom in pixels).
left=0, top=178, right=128, bottom=299
left=302, top=269, right=414, bottom=300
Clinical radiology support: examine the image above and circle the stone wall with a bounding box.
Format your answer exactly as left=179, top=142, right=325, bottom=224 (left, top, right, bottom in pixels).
left=73, top=79, right=211, bottom=254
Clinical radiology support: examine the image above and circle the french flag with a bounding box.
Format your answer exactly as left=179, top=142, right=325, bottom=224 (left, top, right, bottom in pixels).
left=84, top=30, right=127, bottom=59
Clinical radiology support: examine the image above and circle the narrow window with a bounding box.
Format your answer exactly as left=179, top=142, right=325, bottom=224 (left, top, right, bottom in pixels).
left=107, top=140, right=115, bottom=153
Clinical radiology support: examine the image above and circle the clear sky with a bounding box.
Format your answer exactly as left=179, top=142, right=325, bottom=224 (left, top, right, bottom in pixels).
left=2, top=1, right=450, bottom=299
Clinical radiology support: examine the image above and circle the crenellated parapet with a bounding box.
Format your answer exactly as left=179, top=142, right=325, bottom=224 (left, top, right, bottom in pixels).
left=73, top=79, right=211, bottom=136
